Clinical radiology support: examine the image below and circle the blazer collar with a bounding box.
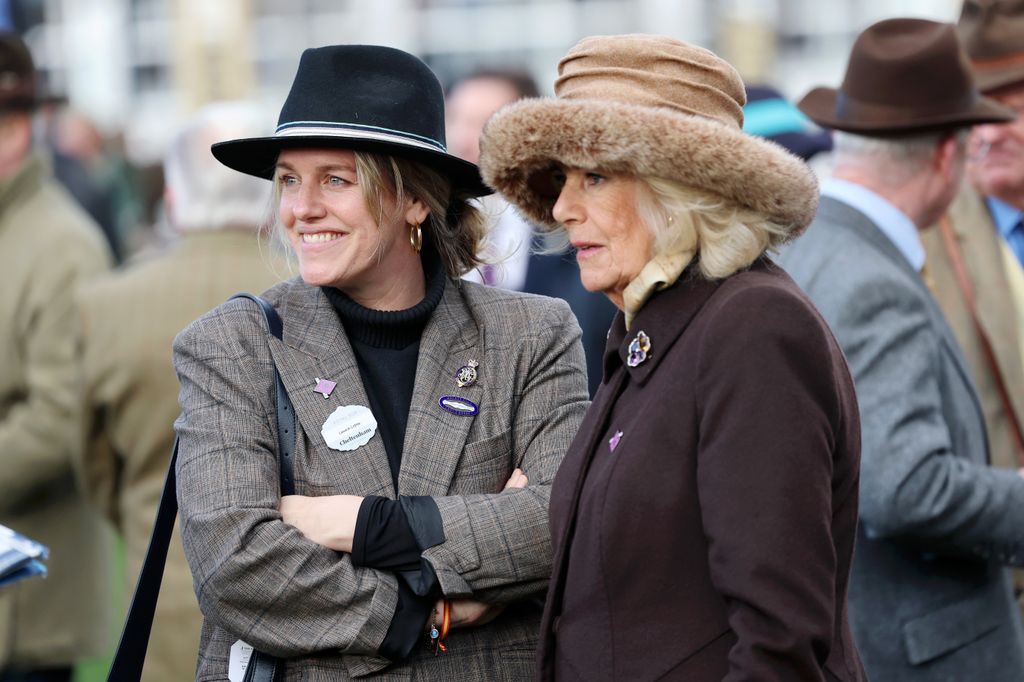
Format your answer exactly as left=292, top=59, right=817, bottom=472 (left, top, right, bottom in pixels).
left=604, top=266, right=725, bottom=387
left=820, top=195, right=986, bottom=422
left=265, top=279, right=481, bottom=498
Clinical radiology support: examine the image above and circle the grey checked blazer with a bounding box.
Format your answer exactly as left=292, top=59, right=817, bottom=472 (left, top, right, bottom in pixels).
left=778, top=196, right=1024, bottom=681
left=172, top=277, right=589, bottom=681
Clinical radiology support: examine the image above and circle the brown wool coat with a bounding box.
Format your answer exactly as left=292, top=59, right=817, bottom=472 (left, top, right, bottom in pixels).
left=539, top=259, right=867, bottom=681
left=74, top=229, right=289, bottom=681
left=0, top=154, right=114, bottom=669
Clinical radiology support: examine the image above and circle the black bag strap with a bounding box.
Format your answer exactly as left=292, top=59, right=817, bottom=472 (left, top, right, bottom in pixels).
left=108, top=294, right=294, bottom=681
left=232, top=294, right=295, bottom=496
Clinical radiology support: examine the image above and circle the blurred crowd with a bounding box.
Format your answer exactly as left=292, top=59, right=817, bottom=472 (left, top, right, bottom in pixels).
left=3, top=0, right=1024, bottom=680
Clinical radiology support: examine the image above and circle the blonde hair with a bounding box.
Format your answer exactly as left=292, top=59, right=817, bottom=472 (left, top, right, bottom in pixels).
left=538, top=174, right=791, bottom=280
left=266, top=150, right=487, bottom=278
left=635, top=178, right=791, bottom=279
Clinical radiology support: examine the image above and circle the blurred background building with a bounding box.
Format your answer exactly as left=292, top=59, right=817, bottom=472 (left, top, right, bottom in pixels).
left=8, top=0, right=961, bottom=170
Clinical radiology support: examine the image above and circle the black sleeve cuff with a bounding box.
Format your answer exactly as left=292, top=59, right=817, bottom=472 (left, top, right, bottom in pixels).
left=351, top=495, right=422, bottom=571
left=377, top=578, right=435, bottom=661
left=352, top=495, right=445, bottom=571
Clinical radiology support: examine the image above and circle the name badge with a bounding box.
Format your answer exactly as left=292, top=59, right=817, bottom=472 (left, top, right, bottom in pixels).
left=229, top=640, right=254, bottom=682
left=322, top=405, right=378, bottom=451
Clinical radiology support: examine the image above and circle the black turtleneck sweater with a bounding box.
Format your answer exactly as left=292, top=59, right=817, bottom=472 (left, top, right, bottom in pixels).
left=321, top=248, right=446, bottom=661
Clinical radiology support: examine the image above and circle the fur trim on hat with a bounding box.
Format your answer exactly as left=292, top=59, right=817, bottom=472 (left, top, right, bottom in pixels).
left=479, top=97, right=819, bottom=236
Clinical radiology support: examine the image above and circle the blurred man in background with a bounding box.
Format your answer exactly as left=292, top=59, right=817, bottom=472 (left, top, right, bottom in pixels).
left=447, top=68, right=616, bottom=395
left=921, top=2, right=1024, bottom=617
left=780, top=18, right=1024, bottom=680
left=0, top=31, right=114, bottom=682
left=74, top=101, right=286, bottom=681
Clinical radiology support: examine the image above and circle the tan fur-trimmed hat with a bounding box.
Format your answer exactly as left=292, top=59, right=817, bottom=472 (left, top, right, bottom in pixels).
left=478, top=34, right=819, bottom=231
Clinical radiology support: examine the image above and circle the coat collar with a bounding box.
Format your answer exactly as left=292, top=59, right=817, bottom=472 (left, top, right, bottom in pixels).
left=819, top=195, right=986, bottom=423
left=0, top=153, right=44, bottom=226
left=604, top=265, right=726, bottom=388
left=265, top=278, right=480, bottom=498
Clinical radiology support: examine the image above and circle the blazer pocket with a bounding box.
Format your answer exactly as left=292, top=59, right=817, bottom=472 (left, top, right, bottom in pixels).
left=449, top=429, right=513, bottom=494
left=901, top=585, right=1005, bottom=665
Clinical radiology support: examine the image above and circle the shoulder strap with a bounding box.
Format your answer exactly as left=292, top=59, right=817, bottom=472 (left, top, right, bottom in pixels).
left=231, top=294, right=296, bottom=496
left=108, top=294, right=294, bottom=681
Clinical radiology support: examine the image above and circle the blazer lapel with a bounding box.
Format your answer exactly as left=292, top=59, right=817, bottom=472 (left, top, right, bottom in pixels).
left=267, top=285, right=395, bottom=498
left=825, top=198, right=986, bottom=428
left=398, top=282, right=481, bottom=497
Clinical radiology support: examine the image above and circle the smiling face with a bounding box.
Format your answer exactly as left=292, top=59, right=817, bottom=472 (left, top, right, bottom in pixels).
left=550, top=166, right=653, bottom=309
left=276, top=148, right=428, bottom=309
left=967, top=84, right=1024, bottom=207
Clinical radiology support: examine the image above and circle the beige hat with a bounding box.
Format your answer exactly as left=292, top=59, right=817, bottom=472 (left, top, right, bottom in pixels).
left=478, top=34, right=818, bottom=231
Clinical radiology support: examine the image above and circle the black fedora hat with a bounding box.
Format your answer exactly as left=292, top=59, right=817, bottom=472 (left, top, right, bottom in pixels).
left=213, top=44, right=491, bottom=196
left=0, top=32, right=65, bottom=111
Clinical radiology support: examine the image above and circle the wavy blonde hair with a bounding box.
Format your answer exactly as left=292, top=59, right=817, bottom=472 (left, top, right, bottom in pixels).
left=538, top=174, right=792, bottom=279
left=635, top=176, right=792, bottom=279
left=266, top=150, right=487, bottom=278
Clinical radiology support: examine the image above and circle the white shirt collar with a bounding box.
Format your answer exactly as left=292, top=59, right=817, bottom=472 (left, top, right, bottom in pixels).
left=821, top=178, right=925, bottom=272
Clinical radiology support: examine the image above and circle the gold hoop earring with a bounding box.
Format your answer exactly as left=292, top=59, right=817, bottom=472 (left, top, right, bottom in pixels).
left=409, top=222, right=423, bottom=253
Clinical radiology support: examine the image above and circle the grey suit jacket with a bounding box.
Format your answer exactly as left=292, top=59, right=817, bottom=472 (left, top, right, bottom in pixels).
left=173, top=277, right=589, bottom=681
left=778, top=196, right=1024, bottom=681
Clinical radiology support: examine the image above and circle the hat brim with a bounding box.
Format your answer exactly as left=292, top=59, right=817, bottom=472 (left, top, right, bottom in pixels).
left=797, top=86, right=1015, bottom=135
left=479, top=98, right=819, bottom=232
left=975, top=61, right=1024, bottom=94
left=212, top=134, right=492, bottom=197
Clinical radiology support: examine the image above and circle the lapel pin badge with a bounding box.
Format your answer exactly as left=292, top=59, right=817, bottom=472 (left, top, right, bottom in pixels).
left=627, top=330, right=651, bottom=368
left=455, top=359, right=479, bottom=388
left=609, top=430, right=623, bottom=452
left=439, top=395, right=479, bottom=416
left=313, top=377, right=337, bottom=399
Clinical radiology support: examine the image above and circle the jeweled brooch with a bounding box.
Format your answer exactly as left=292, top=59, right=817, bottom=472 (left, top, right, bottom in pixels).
left=627, top=331, right=651, bottom=368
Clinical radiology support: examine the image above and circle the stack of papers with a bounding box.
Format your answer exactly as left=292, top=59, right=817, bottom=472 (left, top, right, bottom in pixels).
left=0, top=524, right=48, bottom=588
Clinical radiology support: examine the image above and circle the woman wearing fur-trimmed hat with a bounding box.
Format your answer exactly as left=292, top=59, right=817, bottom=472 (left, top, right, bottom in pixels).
left=171, top=44, right=589, bottom=679
left=480, top=34, right=867, bottom=680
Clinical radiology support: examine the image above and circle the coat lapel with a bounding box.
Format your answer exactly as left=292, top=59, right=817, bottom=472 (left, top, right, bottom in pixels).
left=397, top=282, right=481, bottom=497
left=824, top=198, right=987, bottom=429
left=266, top=285, right=395, bottom=498
left=949, top=189, right=1024, bottom=425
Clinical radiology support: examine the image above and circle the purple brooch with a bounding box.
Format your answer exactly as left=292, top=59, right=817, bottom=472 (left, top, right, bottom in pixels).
left=608, top=430, right=623, bottom=452
left=438, top=395, right=479, bottom=416
left=627, top=330, right=651, bottom=368
left=313, top=377, right=337, bottom=399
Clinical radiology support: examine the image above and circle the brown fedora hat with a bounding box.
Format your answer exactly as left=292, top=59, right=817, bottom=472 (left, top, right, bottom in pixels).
left=959, top=0, right=1024, bottom=92
left=799, top=18, right=1013, bottom=136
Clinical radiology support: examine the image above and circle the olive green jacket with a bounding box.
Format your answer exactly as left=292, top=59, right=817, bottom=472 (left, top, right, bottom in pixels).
left=75, top=229, right=287, bottom=681
left=0, top=154, right=114, bottom=669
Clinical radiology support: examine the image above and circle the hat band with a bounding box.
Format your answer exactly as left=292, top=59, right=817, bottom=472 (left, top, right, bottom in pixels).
left=972, top=51, right=1024, bottom=72
left=275, top=121, right=447, bottom=153
left=836, top=89, right=978, bottom=124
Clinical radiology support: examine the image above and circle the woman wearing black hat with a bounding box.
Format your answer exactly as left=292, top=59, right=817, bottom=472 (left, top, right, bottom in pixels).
left=172, top=44, right=588, bottom=679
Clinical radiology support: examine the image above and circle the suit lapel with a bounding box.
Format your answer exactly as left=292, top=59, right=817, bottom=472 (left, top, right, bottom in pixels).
left=267, top=285, right=395, bottom=498
left=398, top=282, right=481, bottom=497
left=824, top=198, right=986, bottom=427
left=949, top=189, right=1024, bottom=424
